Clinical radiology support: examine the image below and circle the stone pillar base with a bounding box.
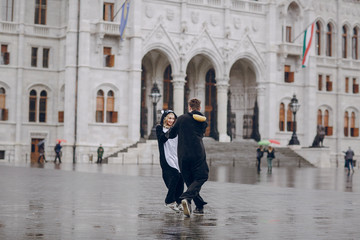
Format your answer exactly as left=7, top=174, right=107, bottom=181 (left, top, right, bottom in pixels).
left=219, top=134, right=231, bottom=142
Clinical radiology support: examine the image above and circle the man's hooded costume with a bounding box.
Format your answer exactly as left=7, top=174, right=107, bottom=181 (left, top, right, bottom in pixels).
left=156, top=110, right=184, bottom=205
left=169, top=110, right=209, bottom=209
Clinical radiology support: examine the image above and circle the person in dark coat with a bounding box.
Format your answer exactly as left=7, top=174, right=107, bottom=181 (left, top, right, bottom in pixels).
left=54, top=142, right=62, bottom=163
left=344, top=147, right=355, bottom=173
left=97, top=144, right=104, bottom=163
left=256, top=146, right=264, bottom=172
left=168, top=98, right=208, bottom=217
left=265, top=146, right=275, bottom=173
left=156, top=110, right=184, bottom=212
left=37, top=141, right=47, bottom=164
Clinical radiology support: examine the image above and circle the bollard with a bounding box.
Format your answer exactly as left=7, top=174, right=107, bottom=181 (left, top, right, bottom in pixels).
left=151, top=154, right=153, bottom=165
left=137, top=154, right=139, bottom=165
left=122, top=153, right=124, bottom=165
left=298, top=159, right=301, bottom=168
left=277, top=159, right=280, bottom=167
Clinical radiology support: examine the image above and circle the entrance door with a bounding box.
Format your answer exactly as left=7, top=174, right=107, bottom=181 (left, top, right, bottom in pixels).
left=205, top=69, right=217, bottom=137
left=31, top=138, right=43, bottom=163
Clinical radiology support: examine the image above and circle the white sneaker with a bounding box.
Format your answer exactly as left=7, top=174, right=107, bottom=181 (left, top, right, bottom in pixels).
left=177, top=203, right=183, bottom=212
left=165, top=202, right=180, bottom=212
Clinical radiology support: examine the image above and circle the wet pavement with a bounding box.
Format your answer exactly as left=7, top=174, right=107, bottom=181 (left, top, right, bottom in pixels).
left=0, top=162, right=360, bottom=239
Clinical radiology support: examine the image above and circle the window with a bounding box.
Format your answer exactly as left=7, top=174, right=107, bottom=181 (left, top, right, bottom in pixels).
left=318, top=75, right=322, bottom=91
left=42, top=48, right=49, bottom=68
left=106, top=90, right=117, bottom=123
left=103, top=47, right=114, bottom=67
left=39, top=90, right=47, bottom=122
left=353, top=78, right=359, bottom=94
left=0, top=87, right=8, bottom=121
left=317, top=109, right=322, bottom=126
left=352, top=27, right=359, bottom=60
left=1, top=0, right=14, bottom=21
left=326, top=75, right=332, bottom=92
left=58, top=111, right=64, bottom=123
left=0, top=150, right=4, bottom=159
left=342, top=26, right=347, bottom=58
left=284, top=65, right=294, bottom=83
left=326, top=24, right=332, bottom=57
left=1, top=45, right=10, bottom=65
left=96, top=90, right=104, bottom=122
left=163, top=65, right=173, bottom=110
left=286, top=26, right=292, bottom=42
left=350, top=112, right=359, bottom=137
left=287, top=104, right=294, bottom=131
left=34, top=0, right=47, bottom=25
left=279, top=103, right=285, bottom=131
left=345, top=77, right=349, bottom=93
left=315, top=22, right=321, bottom=55
left=29, top=90, right=37, bottom=122
left=103, top=2, right=114, bottom=22
left=324, top=110, right=332, bottom=136
left=31, top=47, right=38, bottom=67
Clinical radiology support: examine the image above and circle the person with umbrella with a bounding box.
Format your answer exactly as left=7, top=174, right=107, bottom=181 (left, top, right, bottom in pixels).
left=265, top=146, right=276, bottom=173
left=37, top=140, right=47, bottom=164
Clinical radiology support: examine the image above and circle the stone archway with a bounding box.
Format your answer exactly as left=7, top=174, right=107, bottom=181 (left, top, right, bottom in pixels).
left=229, top=59, right=257, bottom=140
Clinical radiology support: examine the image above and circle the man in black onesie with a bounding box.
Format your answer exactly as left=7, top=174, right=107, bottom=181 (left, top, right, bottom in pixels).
left=169, top=98, right=209, bottom=217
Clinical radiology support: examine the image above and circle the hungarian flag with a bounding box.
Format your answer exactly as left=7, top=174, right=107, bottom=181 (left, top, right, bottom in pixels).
left=302, top=22, right=315, bottom=68
left=119, top=0, right=130, bottom=41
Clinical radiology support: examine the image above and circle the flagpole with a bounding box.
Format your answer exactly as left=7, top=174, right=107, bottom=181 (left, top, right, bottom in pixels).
left=291, top=21, right=315, bottom=43
left=112, top=0, right=127, bottom=21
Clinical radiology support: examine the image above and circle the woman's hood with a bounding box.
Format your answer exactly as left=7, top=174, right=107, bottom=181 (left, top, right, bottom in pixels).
left=160, top=110, right=177, bottom=126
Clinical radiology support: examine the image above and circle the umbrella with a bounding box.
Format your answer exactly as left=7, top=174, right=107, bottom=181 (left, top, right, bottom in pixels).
left=56, top=139, right=67, bottom=143
left=258, top=140, right=270, bottom=146
left=37, top=139, right=45, bottom=146
left=269, top=139, right=280, bottom=145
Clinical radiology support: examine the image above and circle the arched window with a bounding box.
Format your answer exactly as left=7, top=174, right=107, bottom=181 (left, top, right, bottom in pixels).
left=286, top=103, right=293, bottom=131
left=0, top=87, right=8, bottom=121
left=39, top=90, right=47, bottom=122
left=163, top=65, right=173, bottom=110
left=106, top=90, right=117, bottom=123
left=279, top=103, right=285, bottom=131
left=316, top=21, right=321, bottom=56
left=352, top=27, right=359, bottom=60
left=317, top=109, right=322, bottom=125
left=96, top=90, right=104, bottom=122
left=29, top=90, right=37, bottom=122
left=326, top=24, right=332, bottom=57
left=324, top=109, right=333, bottom=136
left=350, top=112, right=358, bottom=137
left=342, top=26, right=348, bottom=58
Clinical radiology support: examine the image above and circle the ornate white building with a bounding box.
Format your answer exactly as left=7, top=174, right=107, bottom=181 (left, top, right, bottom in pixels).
left=1, top=0, right=360, bottom=165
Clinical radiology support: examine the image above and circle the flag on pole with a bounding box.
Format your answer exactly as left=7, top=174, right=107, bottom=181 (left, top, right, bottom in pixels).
left=302, top=22, right=315, bottom=68
left=119, top=0, right=130, bottom=40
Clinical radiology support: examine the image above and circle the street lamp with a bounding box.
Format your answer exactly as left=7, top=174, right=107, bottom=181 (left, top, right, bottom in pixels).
left=148, top=82, right=161, bottom=139
left=288, top=94, right=300, bottom=145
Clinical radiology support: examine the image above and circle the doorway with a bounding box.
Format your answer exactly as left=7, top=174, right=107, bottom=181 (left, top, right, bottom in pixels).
left=31, top=138, right=43, bottom=163
left=205, top=69, right=217, bottom=138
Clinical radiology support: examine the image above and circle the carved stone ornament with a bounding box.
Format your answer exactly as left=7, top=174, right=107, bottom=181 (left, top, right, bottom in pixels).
left=166, top=9, right=174, bottom=21
left=210, top=14, right=219, bottom=27
left=145, top=5, right=154, bottom=18
left=234, top=17, right=241, bottom=29
left=191, top=11, right=199, bottom=24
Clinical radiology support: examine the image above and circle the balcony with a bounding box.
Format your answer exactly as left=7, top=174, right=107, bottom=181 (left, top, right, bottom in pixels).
left=97, top=21, right=120, bottom=36
left=0, top=21, right=18, bottom=34
left=278, top=42, right=302, bottom=56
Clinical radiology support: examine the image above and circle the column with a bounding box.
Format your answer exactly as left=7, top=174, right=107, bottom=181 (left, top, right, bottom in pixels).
left=172, top=74, right=186, bottom=115
left=216, top=80, right=230, bottom=142
left=127, top=0, right=142, bottom=142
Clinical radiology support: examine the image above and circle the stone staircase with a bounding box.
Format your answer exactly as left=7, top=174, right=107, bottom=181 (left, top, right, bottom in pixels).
left=106, top=139, right=159, bottom=164
left=204, top=138, right=314, bottom=168
left=105, top=137, right=314, bottom=168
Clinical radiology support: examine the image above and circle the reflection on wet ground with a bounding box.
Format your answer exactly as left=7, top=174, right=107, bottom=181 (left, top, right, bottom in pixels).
left=9, top=161, right=360, bottom=193
left=0, top=162, right=360, bottom=239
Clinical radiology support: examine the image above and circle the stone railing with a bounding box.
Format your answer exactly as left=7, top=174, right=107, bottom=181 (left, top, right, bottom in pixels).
left=0, top=21, right=18, bottom=33
left=278, top=42, right=302, bottom=56
left=97, top=21, right=120, bottom=36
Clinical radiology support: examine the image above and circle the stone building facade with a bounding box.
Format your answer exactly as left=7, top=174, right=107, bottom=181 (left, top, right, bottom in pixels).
left=0, top=0, right=360, bottom=165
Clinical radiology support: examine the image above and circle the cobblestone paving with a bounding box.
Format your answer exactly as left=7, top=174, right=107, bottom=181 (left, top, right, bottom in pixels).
left=0, top=163, right=359, bottom=239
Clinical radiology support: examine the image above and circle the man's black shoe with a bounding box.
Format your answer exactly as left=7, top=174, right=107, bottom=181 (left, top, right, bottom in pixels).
left=193, top=207, right=204, bottom=215
left=181, top=199, right=192, bottom=217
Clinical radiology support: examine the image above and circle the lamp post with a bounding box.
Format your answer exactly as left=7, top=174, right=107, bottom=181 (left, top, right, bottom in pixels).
left=148, top=82, right=161, bottom=140
left=288, top=94, right=300, bottom=145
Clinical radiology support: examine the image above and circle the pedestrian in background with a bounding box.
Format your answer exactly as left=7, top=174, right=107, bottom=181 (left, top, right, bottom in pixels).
left=97, top=144, right=104, bottom=164
left=256, top=146, right=264, bottom=172
left=344, top=147, right=355, bottom=173
left=156, top=110, right=184, bottom=213
left=37, top=141, right=47, bottom=164
left=54, top=141, right=62, bottom=163
left=265, top=146, right=275, bottom=173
